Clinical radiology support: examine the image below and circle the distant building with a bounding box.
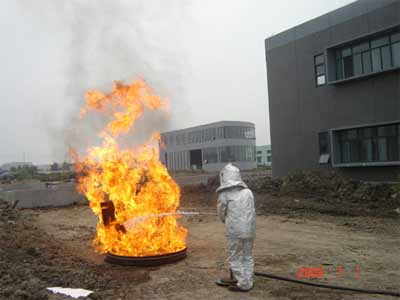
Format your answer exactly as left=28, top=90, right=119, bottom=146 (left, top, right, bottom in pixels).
left=0, top=162, right=33, bottom=171
left=265, top=0, right=400, bottom=181
left=160, top=121, right=257, bottom=172
left=256, top=145, right=272, bottom=167
left=37, top=163, right=73, bottom=174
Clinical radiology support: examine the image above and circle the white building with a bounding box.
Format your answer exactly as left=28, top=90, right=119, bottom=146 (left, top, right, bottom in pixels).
left=160, top=121, right=257, bottom=172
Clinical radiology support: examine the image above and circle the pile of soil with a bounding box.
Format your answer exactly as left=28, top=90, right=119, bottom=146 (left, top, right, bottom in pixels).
left=183, top=170, right=400, bottom=218
left=252, top=170, right=400, bottom=217
left=248, top=170, right=398, bottom=198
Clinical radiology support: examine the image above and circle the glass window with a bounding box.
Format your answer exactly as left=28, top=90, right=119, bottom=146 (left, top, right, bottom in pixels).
left=353, top=53, right=363, bottom=75
left=361, top=139, right=374, bottom=162
left=381, top=45, right=392, bottom=69
left=392, top=32, right=400, bottom=43
left=335, top=31, right=400, bottom=80
left=315, top=54, right=324, bottom=65
left=319, top=154, right=330, bottom=164
left=341, top=142, right=351, bottom=163
left=378, top=125, right=396, bottom=136
left=318, top=132, right=330, bottom=155
left=371, top=36, right=389, bottom=48
left=245, top=147, right=254, bottom=161
left=225, top=127, right=233, bottom=139
left=336, top=60, right=343, bottom=79
left=203, top=129, right=209, bottom=142
left=316, top=64, right=325, bottom=76
left=392, top=42, right=400, bottom=66
left=342, top=48, right=352, bottom=57
left=223, top=126, right=255, bottom=139
left=353, top=42, right=370, bottom=53
left=362, top=51, right=372, bottom=73
left=362, top=127, right=375, bottom=138
left=244, top=127, right=255, bottom=139
left=211, top=128, right=216, bottom=140
left=336, top=123, right=400, bottom=164
left=343, top=56, right=354, bottom=77
left=219, top=146, right=255, bottom=162
left=348, top=129, right=357, bottom=140
left=314, top=54, right=326, bottom=86
left=317, top=75, right=326, bottom=85
left=372, top=48, right=382, bottom=72
left=378, top=138, right=388, bottom=161
left=220, top=146, right=234, bottom=162
left=203, top=148, right=218, bottom=163
left=318, top=132, right=331, bottom=162
left=387, top=137, right=398, bottom=161
left=350, top=140, right=360, bottom=162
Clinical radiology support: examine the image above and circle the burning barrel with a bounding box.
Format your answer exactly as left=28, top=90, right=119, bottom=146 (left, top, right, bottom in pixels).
left=100, top=200, right=187, bottom=266
left=104, top=249, right=187, bottom=266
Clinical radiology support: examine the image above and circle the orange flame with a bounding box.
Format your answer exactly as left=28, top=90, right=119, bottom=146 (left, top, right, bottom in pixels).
left=72, top=79, right=187, bottom=256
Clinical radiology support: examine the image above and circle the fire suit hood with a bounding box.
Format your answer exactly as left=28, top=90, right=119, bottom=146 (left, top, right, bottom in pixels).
left=216, top=163, right=247, bottom=193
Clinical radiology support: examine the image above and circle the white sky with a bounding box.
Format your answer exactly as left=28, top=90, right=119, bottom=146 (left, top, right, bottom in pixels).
left=0, top=0, right=354, bottom=164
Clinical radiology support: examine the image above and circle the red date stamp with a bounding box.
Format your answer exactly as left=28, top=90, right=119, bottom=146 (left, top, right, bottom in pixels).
left=297, top=266, right=361, bottom=279
left=297, top=266, right=325, bottom=279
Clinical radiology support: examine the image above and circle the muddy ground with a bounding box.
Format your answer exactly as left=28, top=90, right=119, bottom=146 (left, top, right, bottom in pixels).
left=1, top=173, right=400, bottom=300
left=0, top=172, right=400, bottom=300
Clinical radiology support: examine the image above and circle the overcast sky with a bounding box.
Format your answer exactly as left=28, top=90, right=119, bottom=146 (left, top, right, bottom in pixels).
left=0, top=0, right=354, bottom=164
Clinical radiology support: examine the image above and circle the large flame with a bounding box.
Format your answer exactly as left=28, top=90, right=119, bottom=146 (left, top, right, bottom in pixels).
left=72, top=79, right=187, bottom=256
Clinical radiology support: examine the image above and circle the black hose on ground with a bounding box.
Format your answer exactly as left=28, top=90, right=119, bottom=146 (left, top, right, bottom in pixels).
left=255, top=271, right=400, bottom=297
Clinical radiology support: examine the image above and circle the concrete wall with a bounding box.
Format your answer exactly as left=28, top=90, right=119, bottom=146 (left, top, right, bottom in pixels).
left=265, top=0, right=400, bottom=180
left=0, top=184, right=87, bottom=209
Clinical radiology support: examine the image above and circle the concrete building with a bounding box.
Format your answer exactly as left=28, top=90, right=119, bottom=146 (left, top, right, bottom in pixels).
left=160, top=121, right=257, bottom=172
left=256, top=145, right=272, bottom=167
left=265, top=0, right=400, bottom=181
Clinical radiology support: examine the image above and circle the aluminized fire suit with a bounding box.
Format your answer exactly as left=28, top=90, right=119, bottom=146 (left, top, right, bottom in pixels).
left=216, top=163, right=256, bottom=290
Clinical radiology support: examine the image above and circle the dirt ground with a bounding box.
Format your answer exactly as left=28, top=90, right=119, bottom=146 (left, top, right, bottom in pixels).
left=1, top=187, right=400, bottom=300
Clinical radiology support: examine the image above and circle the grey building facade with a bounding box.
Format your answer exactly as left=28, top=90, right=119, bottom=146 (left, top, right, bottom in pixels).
left=265, top=0, right=400, bottom=181
left=160, top=121, right=257, bottom=172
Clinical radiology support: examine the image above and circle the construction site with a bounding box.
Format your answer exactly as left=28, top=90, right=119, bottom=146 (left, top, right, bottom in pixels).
left=1, top=0, right=400, bottom=299
left=1, top=169, right=400, bottom=300
left=0, top=79, right=399, bottom=299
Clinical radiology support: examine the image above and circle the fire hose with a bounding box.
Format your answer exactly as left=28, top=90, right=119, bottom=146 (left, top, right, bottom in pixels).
left=254, top=271, right=400, bottom=297
left=116, top=209, right=400, bottom=297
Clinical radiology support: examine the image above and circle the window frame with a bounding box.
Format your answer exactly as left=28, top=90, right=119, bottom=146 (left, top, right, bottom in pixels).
left=219, top=145, right=256, bottom=163
left=331, top=27, right=400, bottom=83
left=318, top=131, right=331, bottom=164
left=331, top=121, right=400, bottom=167
left=314, top=54, right=326, bottom=87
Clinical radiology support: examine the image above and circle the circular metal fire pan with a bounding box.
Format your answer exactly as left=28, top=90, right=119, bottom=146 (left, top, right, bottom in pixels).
left=105, top=248, right=187, bottom=266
